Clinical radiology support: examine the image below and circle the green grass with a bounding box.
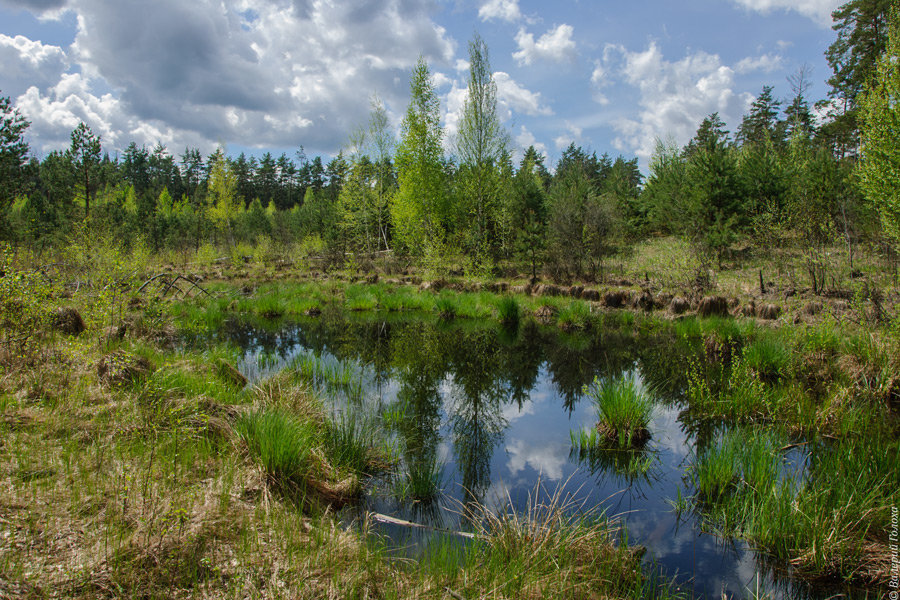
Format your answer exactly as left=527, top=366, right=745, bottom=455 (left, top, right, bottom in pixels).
left=434, top=291, right=457, bottom=319
left=741, top=334, right=793, bottom=382
left=235, top=407, right=318, bottom=489
left=556, top=300, right=591, bottom=330
left=495, top=295, right=521, bottom=327
left=323, top=410, right=382, bottom=476
left=585, top=375, right=653, bottom=447
left=392, top=457, right=445, bottom=502
left=686, top=428, right=898, bottom=584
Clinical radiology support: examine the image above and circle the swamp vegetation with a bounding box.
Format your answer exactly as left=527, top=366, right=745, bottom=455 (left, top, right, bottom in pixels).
left=0, top=233, right=898, bottom=599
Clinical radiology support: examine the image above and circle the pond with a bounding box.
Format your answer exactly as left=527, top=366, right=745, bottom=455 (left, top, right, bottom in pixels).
left=205, top=309, right=865, bottom=600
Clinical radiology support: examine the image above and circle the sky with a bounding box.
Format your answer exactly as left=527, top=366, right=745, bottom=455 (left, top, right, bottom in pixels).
left=0, top=0, right=843, bottom=172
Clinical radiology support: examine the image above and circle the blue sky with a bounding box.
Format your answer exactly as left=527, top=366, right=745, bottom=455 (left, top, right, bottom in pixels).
left=0, top=0, right=841, bottom=171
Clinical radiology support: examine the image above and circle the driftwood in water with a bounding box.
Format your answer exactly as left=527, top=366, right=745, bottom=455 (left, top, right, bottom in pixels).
left=368, top=512, right=475, bottom=539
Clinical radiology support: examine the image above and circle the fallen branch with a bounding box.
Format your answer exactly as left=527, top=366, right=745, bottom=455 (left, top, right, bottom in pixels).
left=368, top=512, right=475, bottom=540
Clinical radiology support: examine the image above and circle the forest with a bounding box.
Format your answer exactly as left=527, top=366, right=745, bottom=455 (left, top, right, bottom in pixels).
left=0, top=2, right=895, bottom=289
left=1, top=1, right=899, bottom=599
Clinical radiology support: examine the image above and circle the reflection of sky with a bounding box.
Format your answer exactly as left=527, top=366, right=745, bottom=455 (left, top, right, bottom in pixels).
left=223, top=317, right=859, bottom=600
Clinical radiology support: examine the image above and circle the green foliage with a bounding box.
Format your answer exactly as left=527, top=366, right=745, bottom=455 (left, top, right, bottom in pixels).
left=392, top=57, right=447, bottom=255
left=0, top=92, right=30, bottom=231
left=546, top=152, right=621, bottom=280
left=824, top=0, right=893, bottom=151
left=859, top=7, right=900, bottom=247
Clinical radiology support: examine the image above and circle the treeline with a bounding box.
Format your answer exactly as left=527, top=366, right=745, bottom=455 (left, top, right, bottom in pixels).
left=0, top=0, right=898, bottom=285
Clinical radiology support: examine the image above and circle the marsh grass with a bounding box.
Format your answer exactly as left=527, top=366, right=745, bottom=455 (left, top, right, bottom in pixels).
left=453, top=481, right=671, bottom=599
left=392, top=457, right=445, bottom=502
left=685, top=425, right=898, bottom=584
left=235, top=407, right=318, bottom=489
left=289, top=350, right=365, bottom=399
left=495, top=295, right=520, bottom=326
left=557, top=300, right=591, bottom=330
left=434, top=292, right=457, bottom=319
left=742, top=334, right=793, bottom=382
left=586, top=375, right=653, bottom=447
left=323, top=410, right=382, bottom=476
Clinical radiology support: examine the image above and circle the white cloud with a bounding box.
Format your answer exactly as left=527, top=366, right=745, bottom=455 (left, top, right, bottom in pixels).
left=601, top=42, right=752, bottom=162
left=590, top=61, right=611, bottom=105
left=5, top=0, right=456, bottom=155
left=554, top=120, right=583, bottom=150
left=0, top=34, right=68, bottom=98
left=734, top=53, right=784, bottom=74
left=505, top=438, right=569, bottom=481
left=494, top=71, right=553, bottom=117
left=478, top=0, right=521, bottom=22
left=730, top=0, right=841, bottom=27
left=513, top=24, right=576, bottom=66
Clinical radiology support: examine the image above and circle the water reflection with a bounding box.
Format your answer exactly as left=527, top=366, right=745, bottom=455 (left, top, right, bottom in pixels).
left=199, top=311, right=865, bottom=600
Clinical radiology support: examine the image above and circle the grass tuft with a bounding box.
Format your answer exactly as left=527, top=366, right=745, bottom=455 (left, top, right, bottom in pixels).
left=585, top=375, right=653, bottom=447
left=236, top=407, right=317, bottom=489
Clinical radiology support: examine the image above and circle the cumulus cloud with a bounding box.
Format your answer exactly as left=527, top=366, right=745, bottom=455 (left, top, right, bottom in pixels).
left=494, top=71, right=552, bottom=117
left=600, top=42, right=752, bottom=161
left=730, top=0, right=841, bottom=27
left=505, top=438, right=569, bottom=481
left=734, top=53, right=784, bottom=74
left=6, top=0, right=457, bottom=155
left=478, top=0, right=521, bottom=22
left=0, top=34, right=68, bottom=98
left=513, top=24, right=576, bottom=66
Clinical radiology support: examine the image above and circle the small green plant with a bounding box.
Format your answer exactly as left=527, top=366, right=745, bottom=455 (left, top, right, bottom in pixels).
left=585, top=375, right=653, bottom=447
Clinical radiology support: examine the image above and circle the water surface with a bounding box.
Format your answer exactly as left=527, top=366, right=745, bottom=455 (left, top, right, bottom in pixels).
left=205, top=310, right=862, bottom=600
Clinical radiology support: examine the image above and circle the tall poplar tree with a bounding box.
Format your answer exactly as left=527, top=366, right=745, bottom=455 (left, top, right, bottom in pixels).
left=392, top=57, right=446, bottom=255
left=456, top=33, right=508, bottom=263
